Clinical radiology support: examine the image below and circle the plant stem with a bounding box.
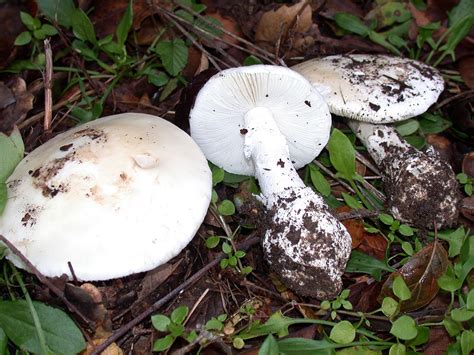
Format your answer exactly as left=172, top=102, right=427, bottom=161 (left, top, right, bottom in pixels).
left=12, top=265, right=50, bottom=355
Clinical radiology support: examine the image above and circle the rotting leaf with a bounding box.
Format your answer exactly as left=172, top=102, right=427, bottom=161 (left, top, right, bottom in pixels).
left=378, top=242, right=449, bottom=312
left=255, top=0, right=312, bottom=44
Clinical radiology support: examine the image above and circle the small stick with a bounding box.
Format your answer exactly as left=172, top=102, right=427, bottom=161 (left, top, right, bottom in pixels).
left=43, top=39, right=53, bottom=132
left=91, top=236, right=260, bottom=354
left=335, top=209, right=380, bottom=221
left=0, top=234, right=94, bottom=328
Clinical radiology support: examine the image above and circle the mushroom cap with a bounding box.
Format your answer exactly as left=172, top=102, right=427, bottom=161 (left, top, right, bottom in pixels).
left=0, top=113, right=212, bottom=281
left=292, top=55, right=445, bottom=123
left=189, top=65, right=331, bottom=176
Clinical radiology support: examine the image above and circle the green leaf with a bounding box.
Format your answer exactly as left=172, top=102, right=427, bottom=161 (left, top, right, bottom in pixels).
left=211, top=189, right=218, bottom=204
left=0, top=300, right=85, bottom=354
left=116, top=0, right=133, bottom=47
left=0, top=127, right=24, bottom=182
left=437, top=274, right=463, bottom=292
left=341, top=192, right=363, bottom=209
left=147, top=70, right=169, bottom=87
left=220, top=258, right=229, bottom=269
left=443, top=317, right=462, bottom=337
left=381, top=297, right=399, bottom=318
left=206, top=236, right=220, bottom=249
left=0, top=328, right=7, bottom=355
left=438, top=227, right=466, bottom=258
left=390, top=315, right=417, bottom=340
left=151, top=314, right=170, bottom=332
left=395, top=119, right=419, bottom=136
left=37, top=0, right=76, bottom=28
left=401, top=241, right=414, bottom=256
left=393, top=275, right=411, bottom=301
left=309, top=164, right=331, bottom=197
left=408, top=326, right=429, bottom=346
left=212, top=166, right=225, bottom=186
left=159, top=77, right=179, bottom=101
left=218, top=200, right=235, bottom=216
left=20, top=11, right=37, bottom=30
left=222, top=242, right=232, bottom=255
left=419, top=113, right=452, bottom=134
left=244, top=55, right=263, bottom=66
left=449, top=0, right=474, bottom=25
left=368, top=31, right=401, bottom=55
left=345, top=250, right=395, bottom=281
left=205, top=318, right=224, bottom=331
left=438, top=15, right=474, bottom=62
left=327, top=128, right=356, bottom=181
left=14, top=31, right=32, bottom=46
left=398, top=224, right=414, bottom=237
left=461, top=330, right=474, bottom=355
left=168, top=322, right=184, bottom=337
left=451, top=308, right=474, bottom=322
left=259, top=334, right=279, bottom=355
left=171, top=306, right=188, bottom=325
left=72, top=9, right=97, bottom=44
left=0, top=183, right=7, bottom=216
left=330, top=320, right=355, bottom=344
left=233, top=337, right=245, bottom=349
left=40, top=24, right=58, bottom=36
left=389, top=343, right=406, bottom=355
left=379, top=213, right=394, bottom=225
left=277, top=337, right=342, bottom=354
left=467, top=289, right=474, bottom=310
left=334, top=13, right=369, bottom=36
left=156, top=39, right=189, bottom=76
left=153, top=335, right=174, bottom=352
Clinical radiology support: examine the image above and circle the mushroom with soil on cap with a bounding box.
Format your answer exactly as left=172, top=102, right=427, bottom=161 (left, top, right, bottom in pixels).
left=292, top=54, right=460, bottom=229
left=190, top=65, right=352, bottom=299
left=0, top=113, right=212, bottom=281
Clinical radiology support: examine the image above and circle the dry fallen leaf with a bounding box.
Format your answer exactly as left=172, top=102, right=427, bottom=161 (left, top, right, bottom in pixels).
left=458, top=56, right=474, bottom=90
left=255, top=0, right=312, bottom=44
left=378, top=242, right=449, bottom=312
left=0, top=77, right=34, bottom=133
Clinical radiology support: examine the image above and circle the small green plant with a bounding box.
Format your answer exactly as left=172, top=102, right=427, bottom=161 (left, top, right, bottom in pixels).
left=14, top=11, right=58, bottom=59
left=151, top=305, right=197, bottom=352
left=0, top=128, right=24, bottom=215
left=320, top=289, right=353, bottom=320
left=457, top=173, right=473, bottom=196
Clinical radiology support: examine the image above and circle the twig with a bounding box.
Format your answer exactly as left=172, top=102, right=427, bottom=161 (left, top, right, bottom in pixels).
left=313, top=160, right=355, bottom=193
left=355, top=151, right=381, bottom=176
left=169, top=0, right=276, bottom=63
left=335, top=209, right=380, bottom=221
left=43, top=39, right=53, bottom=132
left=90, top=236, right=260, bottom=354
left=0, top=234, right=95, bottom=328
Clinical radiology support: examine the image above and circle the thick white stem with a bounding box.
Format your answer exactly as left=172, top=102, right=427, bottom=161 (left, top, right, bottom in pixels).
left=243, top=107, right=305, bottom=201
left=348, top=119, right=459, bottom=229
left=347, top=120, right=410, bottom=166
left=243, top=107, right=351, bottom=299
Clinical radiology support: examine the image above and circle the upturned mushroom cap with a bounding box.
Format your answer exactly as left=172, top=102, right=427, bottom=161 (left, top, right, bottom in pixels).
left=292, top=54, right=445, bottom=123
left=0, top=113, right=212, bottom=280
left=189, top=65, right=331, bottom=176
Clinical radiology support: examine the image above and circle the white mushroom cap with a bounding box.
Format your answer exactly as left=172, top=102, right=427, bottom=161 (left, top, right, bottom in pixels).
left=189, top=65, right=331, bottom=176
left=292, top=55, right=444, bottom=123
left=0, top=113, right=212, bottom=280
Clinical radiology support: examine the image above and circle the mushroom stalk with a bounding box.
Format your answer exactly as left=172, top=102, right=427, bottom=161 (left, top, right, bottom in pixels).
left=244, top=107, right=351, bottom=299
left=348, top=120, right=460, bottom=229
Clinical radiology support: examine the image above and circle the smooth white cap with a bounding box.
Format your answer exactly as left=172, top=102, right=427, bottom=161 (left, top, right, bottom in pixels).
left=0, top=113, right=212, bottom=280
left=292, top=55, right=444, bottom=123
left=189, top=65, right=331, bottom=176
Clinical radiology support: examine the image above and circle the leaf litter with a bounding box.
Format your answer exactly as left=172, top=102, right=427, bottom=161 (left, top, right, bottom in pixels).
left=0, top=0, right=472, bottom=353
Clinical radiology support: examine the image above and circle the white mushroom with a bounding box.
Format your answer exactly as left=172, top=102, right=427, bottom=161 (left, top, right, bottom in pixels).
left=190, top=65, right=351, bottom=299
left=0, top=113, right=212, bottom=280
left=293, top=54, right=460, bottom=229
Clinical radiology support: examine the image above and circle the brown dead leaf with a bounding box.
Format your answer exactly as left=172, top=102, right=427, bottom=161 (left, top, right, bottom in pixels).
left=319, top=0, right=364, bottom=20
left=356, top=233, right=387, bottom=260
left=205, top=11, right=243, bottom=48
left=460, top=195, right=474, bottom=222
left=336, top=206, right=365, bottom=248
left=348, top=279, right=383, bottom=313
left=182, top=47, right=209, bottom=80
left=426, top=134, right=454, bottom=164
left=137, top=260, right=182, bottom=301
left=0, top=4, right=24, bottom=69
left=64, top=283, right=109, bottom=328
left=458, top=56, right=474, bottom=90
left=0, top=77, right=34, bottom=133
left=255, top=0, right=312, bottom=43
left=423, top=327, right=452, bottom=354
left=378, top=242, right=449, bottom=312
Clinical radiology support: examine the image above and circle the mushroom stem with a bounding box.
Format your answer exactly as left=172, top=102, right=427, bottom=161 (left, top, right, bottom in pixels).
left=243, top=107, right=305, bottom=199
left=348, top=120, right=460, bottom=229
left=243, top=107, right=351, bottom=299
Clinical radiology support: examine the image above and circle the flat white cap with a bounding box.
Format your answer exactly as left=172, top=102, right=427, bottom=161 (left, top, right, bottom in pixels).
left=292, top=55, right=444, bottom=123
left=189, top=65, right=331, bottom=176
left=0, top=113, right=212, bottom=280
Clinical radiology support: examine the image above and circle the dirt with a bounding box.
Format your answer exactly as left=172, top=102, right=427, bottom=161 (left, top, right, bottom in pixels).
left=380, top=145, right=461, bottom=229
left=262, top=190, right=348, bottom=299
